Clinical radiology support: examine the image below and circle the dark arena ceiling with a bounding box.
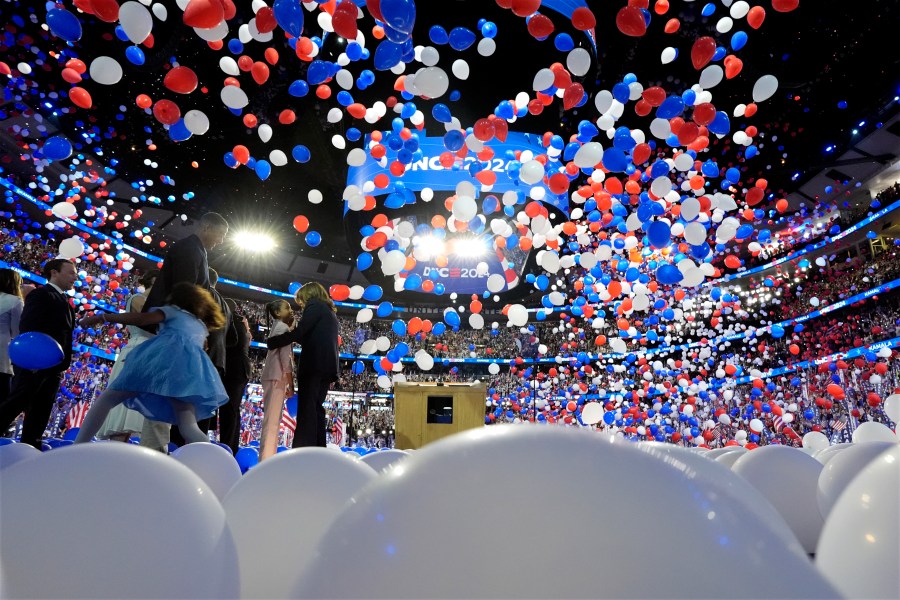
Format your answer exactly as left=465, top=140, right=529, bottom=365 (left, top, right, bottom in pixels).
left=1, top=0, right=899, bottom=305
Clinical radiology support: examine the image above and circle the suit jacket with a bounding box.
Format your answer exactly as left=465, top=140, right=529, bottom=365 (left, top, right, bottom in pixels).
left=206, top=287, right=230, bottom=372
left=224, top=313, right=252, bottom=382
left=19, top=285, right=76, bottom=372
left=266, top=300, right=339, bottom=380
left=143, top=234, right=209, bottom=313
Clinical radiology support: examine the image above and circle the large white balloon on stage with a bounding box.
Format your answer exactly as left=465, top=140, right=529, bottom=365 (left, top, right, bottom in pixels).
left=816, top=441, right=895, bottom=519
left=0, top=443, right=239, bottom=599
left=816, top=445, right=899, bottom=600
left=292, top=427, right=838, bottom=599
left=171, top=442, right=242, bottom=502
left=732, top=446, right=825, bottom=554
left=222, top=448, right=377, bottom=600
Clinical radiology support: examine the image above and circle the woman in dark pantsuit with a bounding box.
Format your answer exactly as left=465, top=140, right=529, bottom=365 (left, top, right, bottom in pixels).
left=265, top=282, right=338, bottom=447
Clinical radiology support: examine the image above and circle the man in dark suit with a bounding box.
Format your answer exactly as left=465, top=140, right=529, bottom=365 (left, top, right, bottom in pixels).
left=0, top=258, right=78, bottom=448
left=139, top=212, right=228, bottom=452
left=266, top=282, right=339, bottom=447
left=218, top=297, right=251, bottom=454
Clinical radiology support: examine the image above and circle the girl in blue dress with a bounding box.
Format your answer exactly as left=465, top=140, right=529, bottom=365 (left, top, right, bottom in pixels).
left=74, top=283, right=228, bottom=445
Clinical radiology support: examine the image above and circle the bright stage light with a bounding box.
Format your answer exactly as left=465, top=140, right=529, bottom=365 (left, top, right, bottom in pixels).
left=454, top=236, right=488, bottom=258
left=414, top=234, right=445, bottom=259
left=233, top=230, right=276, bottom=252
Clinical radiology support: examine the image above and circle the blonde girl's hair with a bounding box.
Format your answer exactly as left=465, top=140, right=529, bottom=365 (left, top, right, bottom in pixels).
left=295, top=282, right=336, bottom=312
left=165, top=282, right=226, bottom=330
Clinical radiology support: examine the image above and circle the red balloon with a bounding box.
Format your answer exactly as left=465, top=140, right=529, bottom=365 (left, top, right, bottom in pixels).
left=89, top=0, right=120, bottom=22
left=548, top=172, right=569, bottom=195
left=563, top=83, right=584, bottom=110
left=250, top=61, right=269, bottom=85
left=232, top=145, right=250, bottom=164
left=691, top=36, right=716, bottom=70
left=472, top=118, right=495, bottom=142
left=526, top=14, right=554, bottom=39
left=183, top=0, right=224, bottom=28
left=747, top=6, right=766, bottom=28
left=255, top=6, right=277, bottom=33
left=332, top=0, right=359, bottom=39
left=641, top=86, right=666, bottom=106
left=510, top=0, right=541, bottom=17
left=571, top=6, right=596, bottom=30
left=163, top=66, right=198, bottom=94
left=69, top=86, right=92, bottom=109
left=692, top=102, right=716, bottom=125
left=492, top=118, right=508, bottom=142
left=771, top=0, right=798, bottom=13
left=366, top=0, right=384, bottom=22
left=293, top=215, right=309, bottom=233
left=616, top=6, right=647, bottom=37
left=61, top=67, right=82, bottom=84
left=152, top=99, right=180, bottom=125
left=135, top=93, right=152, bottom=109
left=329, top=284, right=350, bottom=301
left=632, top=142, right=651, bottom=165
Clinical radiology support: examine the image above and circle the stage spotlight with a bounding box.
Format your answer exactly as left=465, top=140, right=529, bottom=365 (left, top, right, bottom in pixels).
left=453, top=236, right=488, bottom=258
left=414, top=234, right=445, bottom=259
left=233, top=230, right=276, bottom=252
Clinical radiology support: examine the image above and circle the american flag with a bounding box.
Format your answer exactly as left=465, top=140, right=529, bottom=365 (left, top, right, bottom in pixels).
left=280, top=405, right=296, bottom=446
left=711, top=426, right=722, bottom=446
left=66, top=401, right=90, bottom=430
left=332, top=416, right=345, bottom=446
left=830, top=418, right=846, bottom=431
left=773, top=414, right=784, bottom=433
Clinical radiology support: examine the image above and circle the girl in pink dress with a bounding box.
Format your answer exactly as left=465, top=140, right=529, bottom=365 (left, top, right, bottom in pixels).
left=258, top=299, right=295, bottom=461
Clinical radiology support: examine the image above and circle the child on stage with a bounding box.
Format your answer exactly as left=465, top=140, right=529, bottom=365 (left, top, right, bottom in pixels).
left=258, top=299, right=296, bottom=461
left=74, top=283, right=228, bottom=445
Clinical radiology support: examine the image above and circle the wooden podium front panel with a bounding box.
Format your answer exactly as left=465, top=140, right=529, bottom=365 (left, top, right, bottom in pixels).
left=393, top=382, right=486, bottom=450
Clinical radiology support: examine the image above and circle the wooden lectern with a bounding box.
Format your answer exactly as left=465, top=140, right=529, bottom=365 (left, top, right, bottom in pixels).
left=393, top=381, right=486, bottom=450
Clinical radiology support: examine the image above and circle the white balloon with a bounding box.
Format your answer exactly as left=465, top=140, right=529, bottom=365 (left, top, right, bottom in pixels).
left=356, top=308, right=373, bottom=323
left=118, top=1, right=153, bottom=44
left=381, top=250, right=406, bottom=276
left=533, top=68, right=555, bottom=91
left=58, top=237, right=84, bottom=259
left=519, top=159, right=545, bottom=185
left=0, top=443, right=239, bottom=599
left=308, top=189, right=323, bottom=204
left=884, top=394, right=900, bottom=422
left=451, top=196, right=477, bottom=222
left=507, top=304, right=528, bottom=327
left=813, top=443, right=853, bottom=466
left=183, top=109, right=210, bottom=135
left=816, top=441, right=895, bottom=520
left=221, top=85, right=249, bottom=109
left=223, top=448, right=376, bottom=600
left=698, top=65, right=723, bottom=89
left=360, top=449, right=410, bottom=473
left=732, top=446, right=824, bottom=553
left=566, top=47, right=591, bottom=77
left=851, top=421, right=897, bottom=443
left=714, top=447, right=747, bottom=468
left=683, top=221, right=707, bottom=246
left=486, top=273, right=506, bottom=293
left=815, top=445, right=898, bottom=600
left=88, top=56, right=123, bottom=85
left=51, top=202, right=77, bottom=219
left=258, top=123, right=272, bottom=143
left=219, top=56, right=239, bottom=76
left=661, top=46, right=677, bottom=65
left=451, top=59, right=469, bottom=81
left=752, top=74, right=779, bottom=103
left=346, top=147, right=367, bottom=167
left=476, top=37, right=496, bottom=57
left=414, top=350, right=434, bottom=371
left=375, top=336, right=391, bottom=352
left=488, top=362, right=500, bottom=375
left=581, top=402, right=603, bottom=425
left=573, top=142, right=603, bottom=168
left=468, top=313, right=484, bottom=330
left=413, top=67, right=449, bottom=98
left=293, top=427, right=838, bottom=599
left=269, top=149, right=288, bottom=166
left=151, top=2, right=167, bottom=21
left=0, top=442, right=41, bottom=471
left=802, top=431, right=829, bottom=453
left=816, top=445, right=900, bottom=598
left=171, top=442, right=242, bottom=502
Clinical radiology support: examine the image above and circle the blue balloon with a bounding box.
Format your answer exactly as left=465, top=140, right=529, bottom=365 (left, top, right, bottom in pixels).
left=731, top=31, right=748, bottom=51
left=125, top=45, right=145, bottom=66
left=47, top=8, right=82, bottom=42
left=707, top=111, right=731, bottom=136
left=168, top=119, right=192, bottom=143
left=444, top=310, right=461, bottom=328
left=255, top=159, right=272, bottom=181
left=656, top=264, right=683, bottom=285
left=292, top=145, right=311, bottom=163
left=554, top=33, right=574, bottom=51
left=273, top=0, right=305, bottom=38
left=42, top=136, right=72, bottom=161
left=448, top=27, right=476, bottom=51
left=647, top=221, right=671, bottom=249
left=381, top=0, right=416, bottom=34
left=432, top=103, right=452, bottom=123
left=356, top=252, right=373, bottom=271
left=392, top=319, right=407, bottom=336
left=656, top=96, right=685, bottom=119
left=771, top=324, right=785, bottom=338
left=304, top=231, right=322, bottom=247
left=289, top=79, right=310, bottom=97
left=9, top=332, right=64, bottom=370
left=429, top=25, right=449, bottom=44
left=373, top=40, right=403, bottom=70
left=285, top=394, right=297, bottom=418
left=362, top=285, right=383, bottom=302
left=306, top=60, right=331, bottom=85
left=235, top=447, right=259, bottom=473
left=288, top=281, right=302, bottom=294
left=376, top=301, right=393, bottom=317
